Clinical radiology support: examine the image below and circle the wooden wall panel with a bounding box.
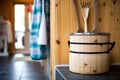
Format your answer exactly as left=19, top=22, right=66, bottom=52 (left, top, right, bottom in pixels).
left=50, top=0, right=120, bottom=79
left=113, top=0, right=120, bottom=63
left=13, top=0, right=33, bottom=3
left=61, top=0, right=70, bottom=64
left=50, top=0, right=61, bottom=79
left=98, top=0, right=116, bottom=63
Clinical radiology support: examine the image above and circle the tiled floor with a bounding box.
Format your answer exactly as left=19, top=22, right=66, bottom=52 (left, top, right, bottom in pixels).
left=0, top=54, right=47, bottom=80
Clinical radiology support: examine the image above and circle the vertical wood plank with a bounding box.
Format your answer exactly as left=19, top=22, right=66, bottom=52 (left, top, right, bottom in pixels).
left=102, top=0, right=115, bottom=46
left=98, top=0, right=106, bottom=32
left=105, top=0, right=114, bottom=34
left=13, top=0, right=33, bottom=3
left=87, top=0, right=94, bottom=32
left=50, top=0, right=61, bottom=79
left=61, top=0, right=70, bottom=64
left=50, top=0, right=120, bottom=79
left=113, top=0, right=120, bottom=63
left=54, top=0, right=61, bottom=65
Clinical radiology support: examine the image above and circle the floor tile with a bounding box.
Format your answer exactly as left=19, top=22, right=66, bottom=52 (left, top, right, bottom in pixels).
left=0, top=54, right=47, bottom=80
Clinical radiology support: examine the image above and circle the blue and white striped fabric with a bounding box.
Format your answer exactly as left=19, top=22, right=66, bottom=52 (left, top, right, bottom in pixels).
left=30, top=0, right=50, bottom=60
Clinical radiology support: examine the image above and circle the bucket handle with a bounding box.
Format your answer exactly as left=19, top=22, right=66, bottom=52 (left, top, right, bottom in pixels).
left=107, top=41, right=115, bottom=52
left=68, top=40, right=70, bottom=47
left=68, top=41, right=115, bottom=52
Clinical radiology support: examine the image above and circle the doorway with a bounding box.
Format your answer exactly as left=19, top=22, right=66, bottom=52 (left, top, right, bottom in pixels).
left=14, top=4, right=32, bottom=53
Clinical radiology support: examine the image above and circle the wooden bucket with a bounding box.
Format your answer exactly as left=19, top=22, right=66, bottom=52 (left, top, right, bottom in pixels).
left=69, top=33, right=115, bottom=74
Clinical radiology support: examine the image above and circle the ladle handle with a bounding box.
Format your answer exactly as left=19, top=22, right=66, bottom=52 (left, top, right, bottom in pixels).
left=72, top=0, right=84, bottom=32
left=92, top=0, right=100, bottom=32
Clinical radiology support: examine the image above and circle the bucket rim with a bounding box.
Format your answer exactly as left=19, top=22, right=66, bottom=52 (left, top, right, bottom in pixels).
left=70, top=32, right=110, bottom=36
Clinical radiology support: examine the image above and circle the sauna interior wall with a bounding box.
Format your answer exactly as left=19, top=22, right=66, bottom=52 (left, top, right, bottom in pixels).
left=50, top=0, right=120, bottom=79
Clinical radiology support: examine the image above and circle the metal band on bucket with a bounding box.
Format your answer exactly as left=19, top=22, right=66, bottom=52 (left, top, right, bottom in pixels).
left=68, top=41, right=115, bottom=54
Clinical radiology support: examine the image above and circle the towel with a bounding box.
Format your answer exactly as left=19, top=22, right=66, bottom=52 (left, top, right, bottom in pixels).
left=30, top=0, right=50, bottom=60
left=5, top=20, right=13, bottom=43
left=0, top=20, right=13, bottom=43
left=37, top=0, right=47, bottom=45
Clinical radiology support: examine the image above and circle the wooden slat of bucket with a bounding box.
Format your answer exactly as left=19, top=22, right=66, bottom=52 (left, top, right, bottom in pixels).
left=84, top=68, right=91, bottom=74
left=83, top=35, right=91, bottom=52
left=74, top=53, right=80, bottom=66
left=97, top=54, right=109, bottom=74
left=97, top=67, right=104, bottom=74
left=79, top=54, right=84, bottom=68
left=102, top=45, right=109, bottom=52
left=96, top=35, right=103, bottom=52
left=70, top=44, right=84, bottom=52
left=90, top=36, right=97, bottom=43
left=84, top=36, right=91, bottom=43
left=102, top=35, right=109, bottom=43
left=69, top=53, right=77, bottom=73
left=79, top=67, right=84, bottom=73
left=91, top=67, right=97, bottom=74
left=102, top=54, right=110, bottom=66
left=96, top=54, right=103, bottom=67
left=83, top=54, right=91, bottom=74
left=96, top=35, right=103, bottom=43
left=70, top=36, right=85, bottom=42
left=90, top=54, right=97, bottom=67
left=84, top=45, right=91, bottom=52
left=69, top=53, right=76, bottom=66
left=69, top=53, right=81, bottom=73
left=96, top=54, right=104, bottom=73
left=90, top=45, right=97, bottom=52
left=83, top=54, right=91, bottom=68
left=96, top=45, right=103, bottom=52
left=79, top=54, right=83, bottom=67
left=102, top=36, right=109, bottom=52
left=90, top=36, right=97, bottom=52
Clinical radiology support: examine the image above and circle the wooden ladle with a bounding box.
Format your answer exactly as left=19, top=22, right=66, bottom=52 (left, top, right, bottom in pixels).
left=72, top=0, right=84, bottom=32
left=80, top=1, right=91, bottom=33
left=92, top=0, right=100, bottom=32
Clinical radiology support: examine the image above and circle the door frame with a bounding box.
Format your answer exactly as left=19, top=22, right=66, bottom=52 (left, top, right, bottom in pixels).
left=13, top=2, right=33, bottom=54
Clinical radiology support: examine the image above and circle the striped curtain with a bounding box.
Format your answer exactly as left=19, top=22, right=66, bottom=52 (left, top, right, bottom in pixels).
left=30, top=0, right=50, bottom=60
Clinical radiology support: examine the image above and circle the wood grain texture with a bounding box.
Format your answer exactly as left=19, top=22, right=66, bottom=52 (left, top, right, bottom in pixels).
left=50, top=0, right=61, bottom=79
left=50, top=0, right=120, bottom=79
left=60, top=0, right=70, bottom=64
left=113, top=0, right=120, bottom=63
